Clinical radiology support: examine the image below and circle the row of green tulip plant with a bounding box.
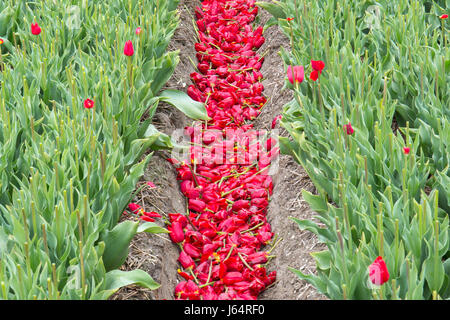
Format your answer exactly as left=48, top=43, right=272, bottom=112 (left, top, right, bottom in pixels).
left=259, top=0, right=449, bottom=299
left=0, top=0, right=207, bottom=299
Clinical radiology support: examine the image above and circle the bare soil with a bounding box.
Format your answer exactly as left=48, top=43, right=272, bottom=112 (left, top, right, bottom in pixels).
left=112, top=0, right=326, bottom=300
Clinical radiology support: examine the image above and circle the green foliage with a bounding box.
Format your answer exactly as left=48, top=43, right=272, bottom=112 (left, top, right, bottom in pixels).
left=159, top=89, right=210, bottom=121
left=104, top=269, right=160, bottom=295
left=260, top=0, right=449, bottom=299
left=0, top=0, right=205, bottom=300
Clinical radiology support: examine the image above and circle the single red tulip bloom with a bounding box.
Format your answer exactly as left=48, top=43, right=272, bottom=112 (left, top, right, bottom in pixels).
left=177, top=269, right=193, bottom=281
left=0, top=38, right=4, bottom=45
left=178, top=250, right=195, bottom=269
left=169, top=221, right=185, bottom=243
left=123, top=40, right=134, bottom=56
left=287, top=65, right=304, bottom=84
left=368, top=256, right=390, bottom=286
left=286, top=17, right=294, bottom=22
left=168, top=213, right=188, bottom=228
left=140, top=215, right=155, bottom=222
left=147, top=181, right=156, bottom=188
left=223, top=272, right=244, bottom=285
left=135, top=27, right=142, bottom=35
left=232, top=199, right=250, bottom=212
left=142, top=211, right=161, bottom=218
left=246, top=252, right=269, bottom=265
left=183, top=242, right=201, bottom=259
left=189, top=199, right=206, bottom=212
left=271, top=114, right=282, bottom=129
left=440, top=14, right=448, bottom=19
left=403, top=147, right=410, bottom=155
left=166, top=158, right=179, bottom=165
left=184, top=280, right=200, bottom=300
left=127, top=203, right=140, bottom=213
left=84, top=98, right=94, bottom=109
left=309, top=70, right=319, bottom=81
left=343, top=123, right=354, bottom=135
left=311, top=60, right=325, bottom=73
left=175, top=281, right=187, bottom=299
left=31, top=23, right=41, bottom=35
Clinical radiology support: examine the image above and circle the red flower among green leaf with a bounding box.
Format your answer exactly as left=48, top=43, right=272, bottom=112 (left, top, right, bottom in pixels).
left=123, top=40, right=134, bottom=56
left=287, top=65, right=304, bottom=84
left=343, top=123, right=354, bottom=135
left=369, top=256, right=390, bottom=286
left=84, top=98, right=94, bottom=109
left=31, top=23, right=41, bottom=35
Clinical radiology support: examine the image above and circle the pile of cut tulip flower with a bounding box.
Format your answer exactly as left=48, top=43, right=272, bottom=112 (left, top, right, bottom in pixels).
left=167, top=0, right=279, bottom=300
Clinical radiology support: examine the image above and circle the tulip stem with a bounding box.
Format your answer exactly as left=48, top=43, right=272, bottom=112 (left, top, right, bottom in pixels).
left=185, top=163, right=200, bottom=187
left=217, top=164, right=257, bottom=187
left=391, top=279, right=398, bottom=300
left=127, top=55, right=133, bottom=88
left=317, top=82, right=325, bottom=124
left=224, top=244, right=236, bottom=261
left=267, top=237, right=282, bottom=254
left=76, top=210, right=83, bottom=242
left=257, top=49, right=270, bottom=62
left=188, top=56, right=199, bottom=72
left=199, top=281, right=216, bottom=289
left=188, top=267, right=199, bottom=285
left=1, top=282, right=6, bottom=299
left=184, top=199, right=199, bottom=231
left=79, top=241, right=86, bottom=300
left=51, top=263, right=59, bottom=299
left=241, top=221, right=264, bottom=234
left=287, top=19, right=294, bottom=50
left=42, top=224, right=50, bottom=259
left=237, top=252, right=254, bottom=271
left=293, top=83, right=305, bottom=110
left=221, top=185, right=243, bottom=197
left=342, top=284, right=347, bottom=300
left=205, top=259, right=213, bottom=285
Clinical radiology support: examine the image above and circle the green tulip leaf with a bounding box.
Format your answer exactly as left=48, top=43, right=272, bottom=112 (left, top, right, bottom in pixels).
left=302, top=189, right=328, bottom=213
left=159, top=89, right=210, bottom=120
left=104, top=269, right=160, bottom=293
left=256, top=1, right=286, bottom=20
left=137, top=221, right=169, bottom=234
left=101, top=221, right=139, bottom=272
left=311, top=250, right=331, bottom=271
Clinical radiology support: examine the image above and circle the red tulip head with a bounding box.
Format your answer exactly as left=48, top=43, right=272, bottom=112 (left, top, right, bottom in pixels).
left=311, top=60, right=325, bottom=73
left=271, top=114, right=282, bottom=129
left=287, top=65, right=304, bottom=84
left=84, top=98, right=94, bottom=109
left=368, top=256, right=390, bottom=286
left=0, top=38, right=4, bottom=45
left=178, top=250, right=195, bottom=269
left=169, top=221, right=185, bottom=243
left=309, top=70, right=319, bottom=81
left=403, top=147, right=410, bottom=155
left=147, top=181, right=156, bottom=188
left=440, top=14, right=448, bottom=19
left=31, top=23, right=41, bottom=35
left=343, top=123, right=354, bottom=135
left=135, top=27, right=142, bottom=35
left=123, top=40, right=134, bottom=56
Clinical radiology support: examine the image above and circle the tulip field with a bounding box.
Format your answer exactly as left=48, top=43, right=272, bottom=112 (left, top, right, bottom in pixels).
left=0, top=0, right=207, bottom=299
left=261, top=0, right=449, bottom=299
left=0, top=0, right=448, bottom=301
